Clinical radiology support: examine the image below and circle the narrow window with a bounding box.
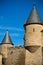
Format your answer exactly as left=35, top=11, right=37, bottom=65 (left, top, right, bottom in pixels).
left=33, top=28, right=35, bottom=32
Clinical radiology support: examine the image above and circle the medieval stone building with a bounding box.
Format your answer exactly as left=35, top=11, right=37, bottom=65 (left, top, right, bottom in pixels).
left=0, top=5, right=43, bottom=65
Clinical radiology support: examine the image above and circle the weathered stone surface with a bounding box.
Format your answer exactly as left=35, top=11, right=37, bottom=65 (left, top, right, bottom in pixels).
left=5, top=48, right=25, bottom=65
left=0, top=54, right=2, bottom=65
left=25, top=47, right=42, bottom=65
left=24, top=24, right=43, bottom=46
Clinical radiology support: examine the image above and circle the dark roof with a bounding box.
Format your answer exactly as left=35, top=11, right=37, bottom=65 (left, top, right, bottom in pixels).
left=1, top=30, right=13, bottom=45
left=24, top=5, right=42, bottom=26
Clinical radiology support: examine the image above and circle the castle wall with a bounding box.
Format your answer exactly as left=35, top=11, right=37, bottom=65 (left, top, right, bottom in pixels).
left=42, top=47, right=43, bottom=65
left=25, top=47, right=42, bottom=65
left=0, top=54, right=2, bottom=65
left=5, top=48, right=25, bottom=65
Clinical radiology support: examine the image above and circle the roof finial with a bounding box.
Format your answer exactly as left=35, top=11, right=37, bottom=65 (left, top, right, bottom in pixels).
left=33, top=0, right=36, bottom=6
left=6, top=27, right=8, bottom=32
left=6, top=29, right=8, bottom=31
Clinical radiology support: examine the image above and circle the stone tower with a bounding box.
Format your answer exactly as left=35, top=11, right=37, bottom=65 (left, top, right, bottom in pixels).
left=1, top=30, right=14, bottom=59
left=24, top=5, right=43, bottom=65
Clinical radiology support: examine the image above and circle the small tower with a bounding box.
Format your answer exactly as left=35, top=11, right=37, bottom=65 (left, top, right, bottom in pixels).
left=1, top=30, right=14, bottom=58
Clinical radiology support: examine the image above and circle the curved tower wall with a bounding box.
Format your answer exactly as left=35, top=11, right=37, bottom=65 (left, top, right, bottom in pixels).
left=24, top=24, right=43, bottom=46
left=1, top=44, right=13, bottom=58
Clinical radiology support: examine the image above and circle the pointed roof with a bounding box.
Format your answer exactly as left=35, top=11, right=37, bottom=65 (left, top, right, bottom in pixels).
left=24, top=5, right=42, bottom=26
left=1, top=30, right=13, bottom=45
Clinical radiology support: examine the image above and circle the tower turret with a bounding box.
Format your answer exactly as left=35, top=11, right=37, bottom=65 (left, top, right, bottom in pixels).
left=1, top=30, right=14, bottom=58
left=24, top=5, right=43, bottom=52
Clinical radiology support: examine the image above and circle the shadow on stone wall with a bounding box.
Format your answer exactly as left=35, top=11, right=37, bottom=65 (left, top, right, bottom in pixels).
left=25, top=46, right=40, bottom=53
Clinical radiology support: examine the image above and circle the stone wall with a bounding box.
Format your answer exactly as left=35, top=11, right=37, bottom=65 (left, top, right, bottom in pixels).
left=1, top=44, right=13, bottom=58
left=0, top=54, right=2, bottom=65
left=42, top=47, right=43, bottom=65
left=25, top=47, right=42, bottom=65
left=24, top=24, right=43, bottom=46
left=5, top=48, right=25, bottom=65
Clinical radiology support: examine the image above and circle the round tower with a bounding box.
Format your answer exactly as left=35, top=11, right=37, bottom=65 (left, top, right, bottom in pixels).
left=1, top=30, right=14, bottom=58
left=24, top=5, right=43, bottom=52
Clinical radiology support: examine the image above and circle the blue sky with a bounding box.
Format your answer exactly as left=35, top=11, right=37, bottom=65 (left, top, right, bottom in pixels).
left=0, top=0, right=43, bottom=46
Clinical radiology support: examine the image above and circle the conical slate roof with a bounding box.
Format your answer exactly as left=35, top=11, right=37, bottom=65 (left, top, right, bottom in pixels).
left=24, top=5, right=42, bottom=25
left=2, top=30, right=13, bottom=45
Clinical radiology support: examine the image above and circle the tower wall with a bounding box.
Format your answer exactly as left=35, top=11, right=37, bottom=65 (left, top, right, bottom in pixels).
left=41, top=31, right=43, bottom=46
left=24, top=24, right=43, bottom=46
left=24, top=24, right=43, bottom=65
left=25, top=47, right=42, bottom=65
left=1, top=44, right=13, bottom=58
left=0, top=54, right=2, bottom=65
